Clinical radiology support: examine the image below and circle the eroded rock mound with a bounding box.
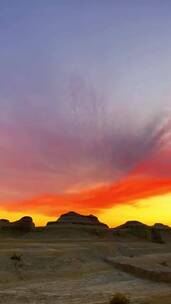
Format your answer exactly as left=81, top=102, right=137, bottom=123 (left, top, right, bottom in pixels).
left=0, top=219, right=10, bottom=227
left=113, top=221, right=164, bottom=243
left=0, top=216, right=35, bottom=234
left=12, top=216, right=35, bottom=232
left=153, top=223, right=171, bottom=230
left=46, top=211, right=111, bottom=239
left=48, top=211, right=108, bottom=228
left=153, top=223, right=171, bottom=243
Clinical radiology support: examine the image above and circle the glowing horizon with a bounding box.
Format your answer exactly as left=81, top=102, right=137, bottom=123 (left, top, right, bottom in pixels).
left=1, top=192, right=171, bottom=228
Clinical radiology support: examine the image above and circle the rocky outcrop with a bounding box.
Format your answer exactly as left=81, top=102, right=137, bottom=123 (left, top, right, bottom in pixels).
left=117, top=221, right=147, bottom=229
left=46, top=212, right=111, bottom=239
left=153, top=223, right=171, bottom=230
left=153, top=223, right=171, bottom=243
left=0, top=213, right=170, bottom=242
left=0, top=219, right=10, bottom=227
left=48, top=211, right=108, bottom=228
left=112, top=221, right=151, bottom=240
left=106, top=256, right=171, bottom=284
left=112, top=221, right=164, bottom=243
left=12, top=216, right=35, bottom=232
left=0, top=217, right=35, bottom=233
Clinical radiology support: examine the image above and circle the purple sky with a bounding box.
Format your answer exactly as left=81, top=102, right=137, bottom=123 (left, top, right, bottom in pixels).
left=0, top=0, right=171, bottom=203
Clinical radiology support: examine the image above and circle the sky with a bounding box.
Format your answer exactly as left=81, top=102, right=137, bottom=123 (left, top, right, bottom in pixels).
left=0, top=0, right=171, bottom=226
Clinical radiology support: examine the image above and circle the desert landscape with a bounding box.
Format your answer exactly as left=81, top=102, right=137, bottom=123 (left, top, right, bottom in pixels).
left=1, top=1, right=171, bottom=304
left=0, top=212, right=170, bottom=304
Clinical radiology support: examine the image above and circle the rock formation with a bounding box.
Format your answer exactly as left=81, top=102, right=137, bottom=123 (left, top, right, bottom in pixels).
left=113, top=220, right=164, bottom=243
left=0, top=219, right=10, bottom=227
left=48, top=211, right=108, bottom=228
left=153, top=223, right=171, bottom=230
left=0, top=216, right=35, bottom=233
left=46, top=211, right=111, bottom=238
left=153, top=223, right=171, bottom=243
left=12, top=216, right=35, bottom=232
left=0, top=212, right=170, bottom=242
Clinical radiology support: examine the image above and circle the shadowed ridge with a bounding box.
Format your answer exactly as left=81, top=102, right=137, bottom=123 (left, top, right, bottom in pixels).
left=0, top=213, right=170, bottom=243
left=45, top=211, right=111, bottom=239
left=0, top=216, right=35, bottom=234
left=153, top=223, right=171, bottom=230
left=116, top=220, right=148, bottom=229
left=12, top=216, right=35, bottom=232
left=47, top=211, right=108, bottom=228
left=0, top=219, right=10, bottom=225
left=112, top=220, right=164, bottom=243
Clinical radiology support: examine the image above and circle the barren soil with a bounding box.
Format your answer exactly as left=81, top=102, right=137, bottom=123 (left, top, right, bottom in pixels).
left=0, top=237, right=170, bottom=304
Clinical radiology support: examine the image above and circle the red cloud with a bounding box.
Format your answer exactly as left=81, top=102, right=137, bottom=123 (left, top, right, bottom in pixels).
left=2, top=175, right=171, bottom=217
left=1, top=118, right=171, bottom=217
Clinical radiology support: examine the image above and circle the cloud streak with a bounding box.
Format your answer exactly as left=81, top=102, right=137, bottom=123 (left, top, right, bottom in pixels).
left=0, top=77, right=171, bottom=217
left=3, top=177, right=171, bottom=217
left=1, top=115, right=171, bottom=217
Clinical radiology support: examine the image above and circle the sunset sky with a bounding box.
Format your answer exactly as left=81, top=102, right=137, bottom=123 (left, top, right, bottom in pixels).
left=0, top=1, right=171, bottom=226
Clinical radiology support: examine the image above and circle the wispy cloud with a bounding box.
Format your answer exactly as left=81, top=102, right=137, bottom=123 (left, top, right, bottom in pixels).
left=0, top=79, right=170, bottom=210
left=1, top=115, right=171, bottom=217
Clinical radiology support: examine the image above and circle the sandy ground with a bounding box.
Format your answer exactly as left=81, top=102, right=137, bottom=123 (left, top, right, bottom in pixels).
left=0, top=237, right=170, bottom=304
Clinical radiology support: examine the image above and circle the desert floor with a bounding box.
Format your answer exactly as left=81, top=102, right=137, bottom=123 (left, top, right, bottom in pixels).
left=0, top=237, right=170, bottom=304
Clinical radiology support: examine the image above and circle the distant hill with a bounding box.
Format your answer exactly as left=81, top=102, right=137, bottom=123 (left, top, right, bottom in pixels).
left=0, top=212, right=170, bottom=242
left=112, top=220, right=171, bottom=243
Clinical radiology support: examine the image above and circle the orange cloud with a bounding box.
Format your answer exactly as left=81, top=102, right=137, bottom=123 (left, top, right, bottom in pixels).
left=2, top=175, right=171, bottom=217
left=1, top=118, right=171, bottom=219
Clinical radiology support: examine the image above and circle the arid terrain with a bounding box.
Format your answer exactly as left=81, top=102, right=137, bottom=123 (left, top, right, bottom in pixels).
left=0, top=212, right=170, bottom=304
